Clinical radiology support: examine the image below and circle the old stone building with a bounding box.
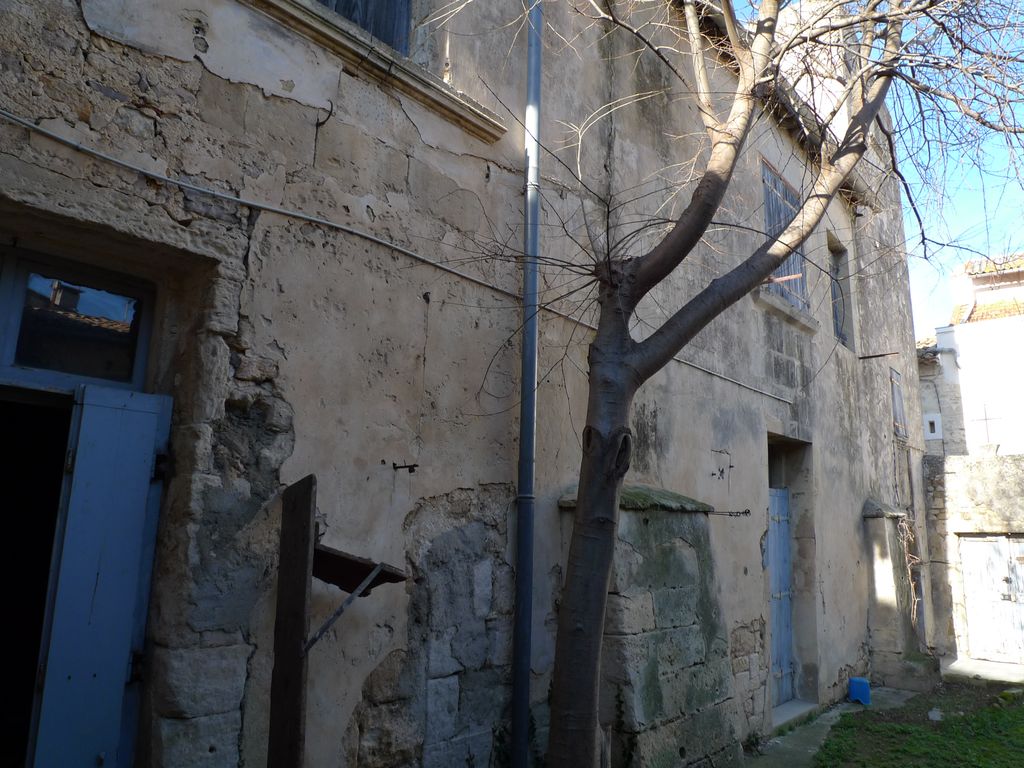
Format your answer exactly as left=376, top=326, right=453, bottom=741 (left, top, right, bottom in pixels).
left=2, top=1, right=926, bottom=766
left=917, top=256, right=1024, bottom=670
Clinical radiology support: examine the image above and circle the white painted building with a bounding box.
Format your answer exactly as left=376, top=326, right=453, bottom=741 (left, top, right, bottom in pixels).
left=919, top=256, right=1024, bottom=670
left=918, top=255, right=1024, bottom=457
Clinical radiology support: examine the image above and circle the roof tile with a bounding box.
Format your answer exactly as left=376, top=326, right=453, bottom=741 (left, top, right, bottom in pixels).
left=963, top=254, right=1024, bottom=276
left=964, top=298, right=1024, bottom=322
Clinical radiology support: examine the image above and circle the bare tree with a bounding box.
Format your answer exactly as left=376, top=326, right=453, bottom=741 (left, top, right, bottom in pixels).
left=533, top=1, right=1024, bottom=763
left=435, top=1, right=1024, bottom=763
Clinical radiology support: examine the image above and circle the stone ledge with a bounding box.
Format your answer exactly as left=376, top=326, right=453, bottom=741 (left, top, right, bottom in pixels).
left=753, top=286, right=820, bottom=334
left=558, top=484, right=713, bottom=513
left=862, top=498, right=907, bottom=519
left=241, top=0, right=507, bottom=143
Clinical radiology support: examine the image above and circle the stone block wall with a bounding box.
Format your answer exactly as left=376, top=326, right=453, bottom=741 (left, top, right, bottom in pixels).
left=343, top=485, right=539, bottom=768
left=1, top=1, right=923, bottom=764
left=562, top=486, right=743, bottom=768
left=728, top=618, right=768, bottom=736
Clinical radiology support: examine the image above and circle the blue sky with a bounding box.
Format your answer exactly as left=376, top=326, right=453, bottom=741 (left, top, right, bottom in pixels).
left=903, top=141, right=1024, bottom=339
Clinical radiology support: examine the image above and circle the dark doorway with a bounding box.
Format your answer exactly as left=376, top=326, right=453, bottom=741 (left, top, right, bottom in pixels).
left=1, top=388, right=72, bottom=767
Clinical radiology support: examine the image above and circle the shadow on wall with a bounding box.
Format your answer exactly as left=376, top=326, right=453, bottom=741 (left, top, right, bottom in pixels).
left=863, top=500, right=938, bottom=692
left=917, top=346, right=967, bottom=456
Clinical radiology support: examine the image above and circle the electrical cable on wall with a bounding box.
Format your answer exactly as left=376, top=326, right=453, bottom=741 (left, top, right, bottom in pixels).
left=0, top=105, right=792, bottom=404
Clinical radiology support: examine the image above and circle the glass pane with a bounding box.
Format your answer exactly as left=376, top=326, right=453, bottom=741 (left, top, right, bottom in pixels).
left=15, top=273, right=140, bottom=382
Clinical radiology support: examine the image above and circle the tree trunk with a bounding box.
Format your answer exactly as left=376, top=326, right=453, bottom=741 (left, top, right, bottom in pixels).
left=547, top=353, right=636, bottom=766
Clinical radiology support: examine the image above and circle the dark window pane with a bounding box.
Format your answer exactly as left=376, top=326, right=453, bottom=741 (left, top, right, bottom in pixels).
left=327, top=0, right=411, bottom=54
left=15, top=273, right=140, bottom=382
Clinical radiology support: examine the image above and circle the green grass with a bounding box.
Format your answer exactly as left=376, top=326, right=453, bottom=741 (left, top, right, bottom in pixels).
left=813, top=683, right=1024, bottom=767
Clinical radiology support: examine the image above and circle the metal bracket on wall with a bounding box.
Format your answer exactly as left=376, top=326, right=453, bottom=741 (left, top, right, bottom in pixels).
left=267, top=474, right=406, bottom=768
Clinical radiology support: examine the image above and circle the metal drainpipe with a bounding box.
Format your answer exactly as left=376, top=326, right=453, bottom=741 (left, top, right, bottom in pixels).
left=512, top=1, right=542, bottom=766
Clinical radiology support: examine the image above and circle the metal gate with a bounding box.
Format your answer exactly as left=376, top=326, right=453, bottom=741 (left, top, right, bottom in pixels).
left=769, top=488, right=795, bottom=706
left=960, top=535, right=1024, bottom=663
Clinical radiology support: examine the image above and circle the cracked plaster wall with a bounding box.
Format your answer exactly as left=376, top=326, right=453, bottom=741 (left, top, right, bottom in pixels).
left=1, top=0, right=924, bottom=763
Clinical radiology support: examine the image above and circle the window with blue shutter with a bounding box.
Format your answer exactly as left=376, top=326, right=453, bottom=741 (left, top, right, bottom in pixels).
left=318, top=0, right=412, bottom=55
left=762, top=163, right=809, bottom=312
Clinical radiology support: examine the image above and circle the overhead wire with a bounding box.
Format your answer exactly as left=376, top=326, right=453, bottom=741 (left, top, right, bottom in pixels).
left=0, top=104, right=792, bottom=403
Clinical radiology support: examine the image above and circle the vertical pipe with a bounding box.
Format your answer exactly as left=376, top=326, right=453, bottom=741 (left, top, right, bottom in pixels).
left=512, top=1, right=542, bottom=766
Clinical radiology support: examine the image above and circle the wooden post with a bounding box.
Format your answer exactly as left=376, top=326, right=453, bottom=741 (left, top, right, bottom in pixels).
left=268, top=475, right=316, bottom=767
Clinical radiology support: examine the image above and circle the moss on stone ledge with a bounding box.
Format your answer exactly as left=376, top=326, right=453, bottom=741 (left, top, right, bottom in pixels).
left=558, top=484, right=713, bottom=513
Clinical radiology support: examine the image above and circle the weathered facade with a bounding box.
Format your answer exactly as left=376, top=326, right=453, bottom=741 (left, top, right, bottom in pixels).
left=917, top=256, right=1024, bottom=668
left=2, top=2, right=926, bottom=766
left=923, top=454, right=1024, bottom=666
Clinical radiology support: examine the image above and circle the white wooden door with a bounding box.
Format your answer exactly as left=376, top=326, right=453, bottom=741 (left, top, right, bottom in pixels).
left=960, top=536, right=1024, bottom=663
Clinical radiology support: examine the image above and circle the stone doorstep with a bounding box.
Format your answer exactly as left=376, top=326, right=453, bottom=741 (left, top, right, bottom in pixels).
left=770, top=698, right=818, bottom=732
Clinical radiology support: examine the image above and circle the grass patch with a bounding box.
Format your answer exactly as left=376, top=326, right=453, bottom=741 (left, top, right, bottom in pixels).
left=813, top=683, right=1024, bottom=767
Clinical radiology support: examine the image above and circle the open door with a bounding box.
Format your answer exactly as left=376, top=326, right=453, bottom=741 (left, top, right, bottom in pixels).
left=30, top=385, right=171, bottom=768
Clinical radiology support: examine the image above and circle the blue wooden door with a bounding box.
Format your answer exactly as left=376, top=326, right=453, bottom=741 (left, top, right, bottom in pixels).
left=769, top=488, right=795, bottom=706
left=31, top=386, right=171, bottom=768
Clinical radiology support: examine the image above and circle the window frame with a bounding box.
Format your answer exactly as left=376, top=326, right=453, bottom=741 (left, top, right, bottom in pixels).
left=890, top=367, right=908, bottom=439
left=319, top=0, right=412, bottom=56
left=828, top=235, right=854, bottom=349
left=762, top=161, right=809, bottom=313
left=0, top=246, right=154, bottom=394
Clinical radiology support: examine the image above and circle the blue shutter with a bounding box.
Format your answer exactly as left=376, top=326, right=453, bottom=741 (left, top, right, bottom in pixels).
left=762, top=165, right=808, bottom=312
left=32, top=386, right=171, bottom=768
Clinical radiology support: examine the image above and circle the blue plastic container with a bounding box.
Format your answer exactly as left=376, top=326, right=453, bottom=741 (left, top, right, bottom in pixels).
left=848, top=676, right=871, bottom=705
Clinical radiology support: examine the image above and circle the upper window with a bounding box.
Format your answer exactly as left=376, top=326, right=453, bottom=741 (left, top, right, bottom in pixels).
left=0, top=249, right=152, bottom=390
left=319, top=0, right=411, bottom=55
left=762, top=163, right=808, bottom=312
left=828, top=234, right=854, bottom=349
left=890, top=368, right=908, bottom=439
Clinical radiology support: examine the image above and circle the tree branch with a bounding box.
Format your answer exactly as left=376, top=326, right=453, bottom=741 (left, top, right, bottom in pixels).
left=631, top=19, right=899, bottom=382
left=626, top=0, right=780, bottom=307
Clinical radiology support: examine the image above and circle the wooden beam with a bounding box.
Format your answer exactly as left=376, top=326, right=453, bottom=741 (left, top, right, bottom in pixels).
left=268, top=474, right=317, bottom=768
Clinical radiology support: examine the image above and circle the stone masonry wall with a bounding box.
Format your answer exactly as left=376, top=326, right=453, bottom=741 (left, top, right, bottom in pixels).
left=342, top=485, right=525, bottom=768
left=2, top=1, right=922, bottom=764
left=563, top=487, right=743, bottom=768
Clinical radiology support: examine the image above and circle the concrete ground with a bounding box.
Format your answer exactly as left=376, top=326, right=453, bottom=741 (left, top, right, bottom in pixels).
left=941, top=656, right=1024, bottom=685
left=743, top=687, right=917, bottom=767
